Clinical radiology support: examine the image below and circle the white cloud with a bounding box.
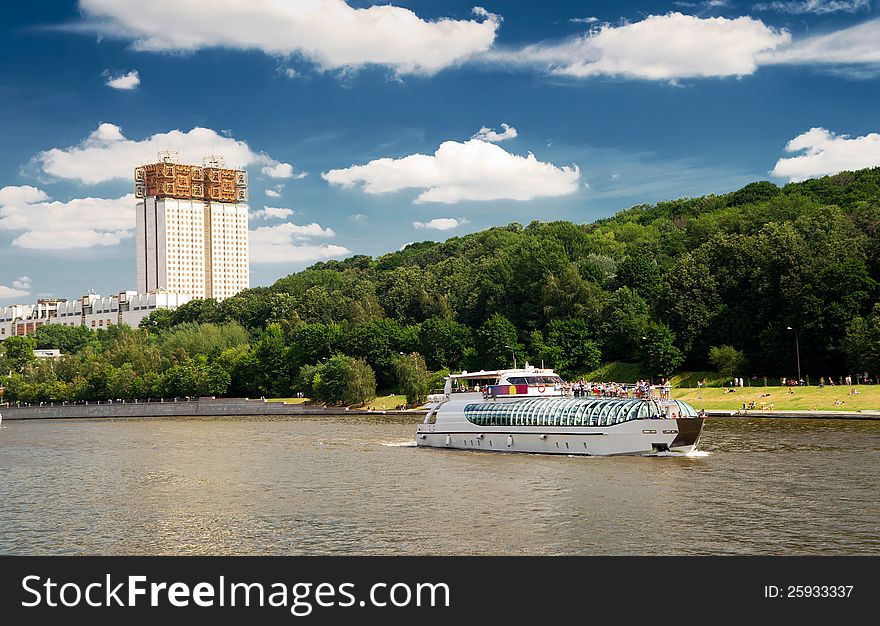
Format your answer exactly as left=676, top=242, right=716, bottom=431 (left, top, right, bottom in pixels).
left=348, top=213, right=367, bottom=222
left=35, top=123, right=297, bottom=185
left=472, top=123, right=517, bottom=143
left=753, top=1, right=870, bottom=14
left=252, top=206, right=294, bottom=220
left=413, top=217, right=468, bottom=230
left=569, top=17, right=599, bottom=24
left=77, top=1, right=500, bottom=76
left=261, top=162, right=307, bottom=179
left=249, top=221, right=348, bottom=263
left=322, top=138, right=580, bottom=204
left=399, top=242, right=415, bottom=250
left=265, top=188, right=282, bottom=198
left=105, top=69, right=140, bottom=89
left=0, top=284, right=31, bottom=300
left=0, top=185, right=134, bottom=249
left=673, top=0, right=730, bottom=7
left=757, top=17, right=880, bottom=69
left=0, top=185, right=49, bottom=206
left=486, top=12, right=790, bottom=80
left=0, top=276, right=32, bottom=300
left=770, top=127, right=880, bottom=182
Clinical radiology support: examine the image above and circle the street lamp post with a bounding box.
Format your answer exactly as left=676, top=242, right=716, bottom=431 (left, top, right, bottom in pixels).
left=505, top=345, right=517, bottom=369
left=786, top=326, right=801, bottom=382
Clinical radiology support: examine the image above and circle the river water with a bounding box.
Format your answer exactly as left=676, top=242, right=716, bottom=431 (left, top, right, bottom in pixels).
left=0, top=415, right=876, bottom=555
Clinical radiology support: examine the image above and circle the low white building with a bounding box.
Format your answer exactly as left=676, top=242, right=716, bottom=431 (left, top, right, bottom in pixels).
left=0, top=300, right=63, bottom=340
left=1, top=291, right=193, bottom=341
left=34, top=349, right=62, bottom=359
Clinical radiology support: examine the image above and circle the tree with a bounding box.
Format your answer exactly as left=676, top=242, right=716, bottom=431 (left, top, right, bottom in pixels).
left=708, top=345, right=747, bottom=379
left=418, top=317, right=473, bottom=371
left=250, top=323, right=291, bottom=397
left=294, top=363, right=322, bottom=398
left=157, top=322, right=249, bottom=359
left=170, top=298, right=220, bottom=325
left=541, top=264, right=602, bottom=321
left=287, top=323, right=342, bottom=371
left=312, top=355, right=376, bottom=405
left=395, top=352, right=430, bottom=406
left=3, top=335, right=36, bottom=372
left=215, top=287, right=275, bottom=330
left=843, top=304, right=880, bottom=375
left=615, top=254, right=662, bottom=301
left=640, top=322, right=683, bottom=378
left=598, top=287, right=651, bottom=362
left=727, top=181, right=779, bottom=207
left=139, top=308, right=176, bottom=332
left=661, top=253, right=721, bottom=363
left=343, top=319, right=414, bottom=388
left=216, top=344, right=258, bottom=397
left=377, top=265, right=449, bottom=324
left=475, top=313, right=524, bottom=370
left=535, top=318, right=601, bottom=380
left=34, top=324, right=97, bottom=354
left=162, top=357, right=231, bottom=397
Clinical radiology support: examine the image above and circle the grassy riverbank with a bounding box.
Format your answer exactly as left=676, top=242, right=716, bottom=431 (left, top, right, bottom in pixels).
left=673, top=385, right=880, bottom=412
left=266, top=393, right=410, bottom=410
left=265, top=382, right=879, bottom=412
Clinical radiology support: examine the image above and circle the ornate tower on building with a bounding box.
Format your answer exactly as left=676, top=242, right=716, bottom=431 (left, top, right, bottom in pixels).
left=134, top=152, right=249, bottom=301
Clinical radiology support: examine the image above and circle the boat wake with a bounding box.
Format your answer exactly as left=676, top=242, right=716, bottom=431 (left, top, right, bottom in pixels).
left=380, top=440, right=417, bottom=448
left=653, top=449, right=711, bottom=458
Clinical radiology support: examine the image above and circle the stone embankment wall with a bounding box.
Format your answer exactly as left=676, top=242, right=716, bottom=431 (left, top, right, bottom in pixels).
left=1, top=398, right=416, bottom=420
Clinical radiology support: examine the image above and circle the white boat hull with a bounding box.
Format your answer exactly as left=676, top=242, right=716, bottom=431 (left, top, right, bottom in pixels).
left=416, top=418, right=703, bottom=456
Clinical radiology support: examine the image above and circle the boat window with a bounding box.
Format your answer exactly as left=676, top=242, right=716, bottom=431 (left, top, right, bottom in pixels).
left=462, top=397, right=699, bottom=429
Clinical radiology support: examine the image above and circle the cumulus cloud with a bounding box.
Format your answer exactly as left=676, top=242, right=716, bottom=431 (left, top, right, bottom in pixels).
left=249, top=221, right=349, bottom=263
left=322, top=138, right=580, bottom=204
left=261, top=162, right=307, bottom=179
left=485, top=12, right=790, bottom=80
left=265, top=186, right=283, bottom=198
left=0, top=185, right=134, bottom=249
left=252, top=206, right=294, bottom=220
left=35, top=123, right=297, bottom=185
left=0, top=284, right=31, bottom=300
left=0, top=276, right=32, bottom=300
left=770, top=127, right=880, bottom=182
left=104, top=69, right=140, bottom=89
left=757, top=17, right=880, bottom=69
left=753, top=1, right=870, bottom=14
left=413, top=217, right=468, bottom=230
left=76, top=0, right=500, bottom=76
left=472, top=123, right=517, bottom=143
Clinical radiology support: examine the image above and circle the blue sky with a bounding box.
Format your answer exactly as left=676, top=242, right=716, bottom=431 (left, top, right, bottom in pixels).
left=2, top=0, right=880, bottom=302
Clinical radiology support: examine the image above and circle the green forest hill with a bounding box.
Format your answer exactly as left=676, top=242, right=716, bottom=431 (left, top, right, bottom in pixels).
left=2, top=167, right=880, bottom=406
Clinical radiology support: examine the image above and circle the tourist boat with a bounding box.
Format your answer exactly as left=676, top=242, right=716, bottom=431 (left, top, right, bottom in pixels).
left=416, top=365, right=703, bottom=456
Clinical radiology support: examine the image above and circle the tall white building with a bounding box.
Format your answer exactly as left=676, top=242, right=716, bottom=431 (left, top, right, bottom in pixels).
left=135, top=154, right=249, bottom=301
